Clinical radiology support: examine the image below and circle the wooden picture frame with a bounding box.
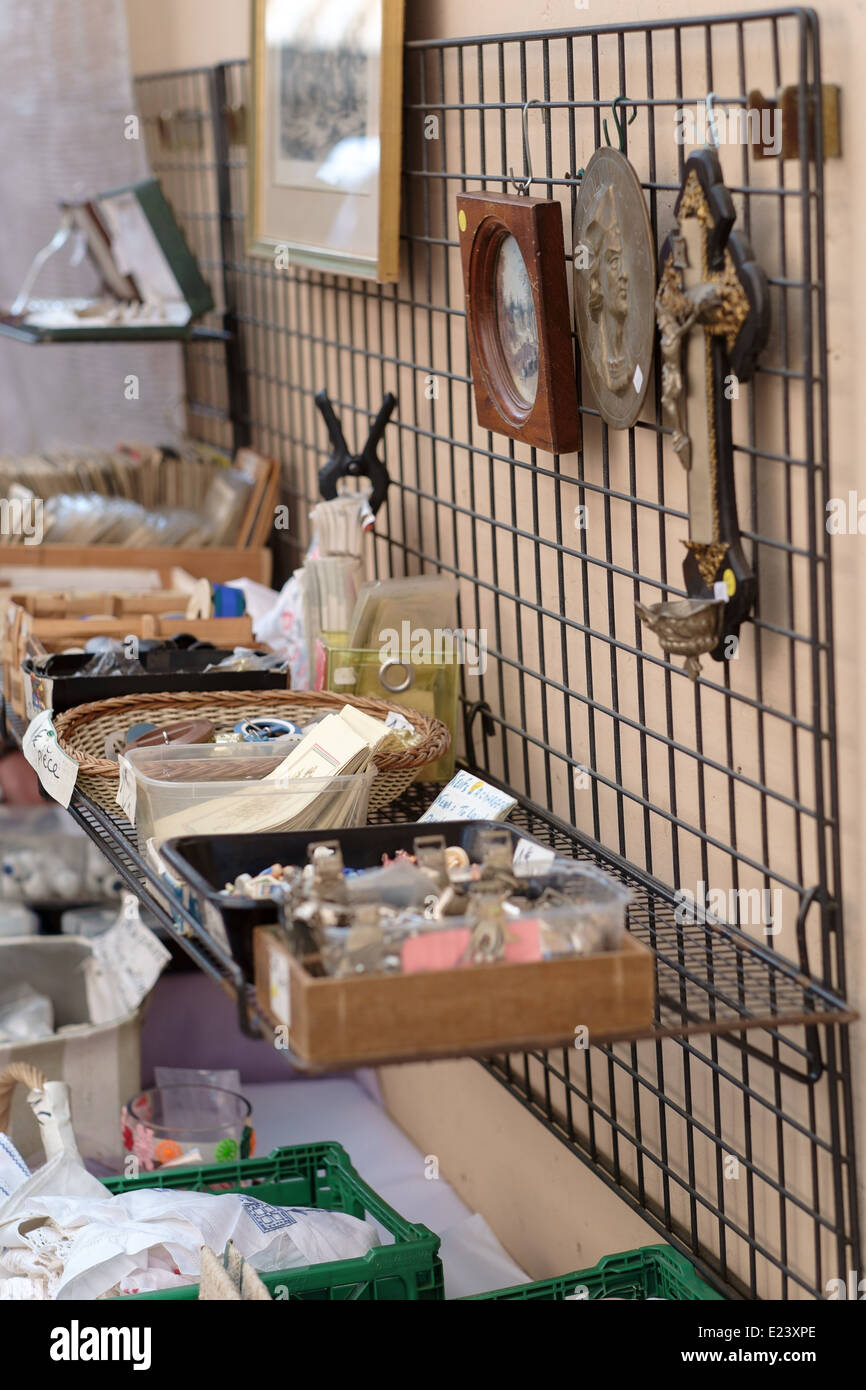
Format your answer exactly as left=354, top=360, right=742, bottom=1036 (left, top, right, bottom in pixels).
left=456, top=192, right=580, bottom=454
left=248, top=0, right=404, bottom=282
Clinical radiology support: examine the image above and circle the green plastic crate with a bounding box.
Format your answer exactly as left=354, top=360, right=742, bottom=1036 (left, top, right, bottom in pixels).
left=103, top=1141, right=444, bottom=1301
left=462, top=1244, right=725, bottom=1300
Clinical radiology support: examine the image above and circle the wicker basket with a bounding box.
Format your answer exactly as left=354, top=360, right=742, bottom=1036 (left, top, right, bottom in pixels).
left=52, top=688, right=451, bottom=815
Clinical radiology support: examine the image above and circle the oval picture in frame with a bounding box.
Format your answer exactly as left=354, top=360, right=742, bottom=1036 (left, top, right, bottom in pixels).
left=494, top=233, right=539, bottom=406
left=573, top=147, right=656, bottom=430
left=456, top=191, right=580, bottom=455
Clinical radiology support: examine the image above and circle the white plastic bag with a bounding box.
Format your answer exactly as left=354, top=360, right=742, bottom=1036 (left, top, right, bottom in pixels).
left=0, top=985, right=54, bottom=1043
left=0, top=1170, right=379, bottom=1300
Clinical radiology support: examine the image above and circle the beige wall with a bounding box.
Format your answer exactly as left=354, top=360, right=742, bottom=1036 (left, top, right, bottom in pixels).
left=127, top=0, right=865, bottom=1295
left=126, top=0, right=249, bottom=73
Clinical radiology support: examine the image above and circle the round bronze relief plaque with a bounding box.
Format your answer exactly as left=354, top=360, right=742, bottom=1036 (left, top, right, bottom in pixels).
left=573, top=147, right=656, bottom=430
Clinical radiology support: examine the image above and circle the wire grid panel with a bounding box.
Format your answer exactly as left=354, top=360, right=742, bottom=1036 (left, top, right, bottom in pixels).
left=133, top=7, right=857, bottom=1300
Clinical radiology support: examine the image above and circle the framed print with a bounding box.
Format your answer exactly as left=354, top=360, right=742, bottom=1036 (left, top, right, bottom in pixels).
left=456, top=193, right=580, bottom=455
left=249, top=0, right=404, bottom=282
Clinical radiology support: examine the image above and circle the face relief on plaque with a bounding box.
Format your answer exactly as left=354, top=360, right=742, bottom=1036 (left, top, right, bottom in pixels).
left=572, top=147, right=656, bottom=430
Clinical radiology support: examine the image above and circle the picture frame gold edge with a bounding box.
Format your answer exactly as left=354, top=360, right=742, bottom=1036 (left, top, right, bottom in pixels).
left=246, top=0, right=404, bottom=284
left=246, top=233, right=378, bottom=281
left=246, top=0, right=267, bottom=262
left=376, top=0, right=406, bottom=284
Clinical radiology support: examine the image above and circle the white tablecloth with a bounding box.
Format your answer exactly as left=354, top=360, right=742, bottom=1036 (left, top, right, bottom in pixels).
left=242, top=1076, right=530, bottom=1298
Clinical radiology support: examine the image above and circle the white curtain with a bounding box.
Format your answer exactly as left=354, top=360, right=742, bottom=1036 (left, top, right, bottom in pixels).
left=0, top=0, right=185, bottom=451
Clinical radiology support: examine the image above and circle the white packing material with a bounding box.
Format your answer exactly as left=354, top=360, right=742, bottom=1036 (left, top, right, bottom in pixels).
left=0, top=1132, right=31, bottom=1200
left=0, top=1165, right=379, bottom=1300
left=0, top=984, right=54, bottom=1043
left=252, top=569, right=309, bottom=688
left=0, top=1276, right=48, bottom=1299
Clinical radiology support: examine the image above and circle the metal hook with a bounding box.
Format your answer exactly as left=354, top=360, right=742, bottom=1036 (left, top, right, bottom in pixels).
left=508, top=98, right=544, bottom=196
left=705, top=91, right=725, bottom=150
left=603, top=95, right=638, bottom=152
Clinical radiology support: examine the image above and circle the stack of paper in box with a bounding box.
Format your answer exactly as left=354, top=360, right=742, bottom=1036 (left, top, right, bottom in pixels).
left=151, top=706, right=395, bottom=839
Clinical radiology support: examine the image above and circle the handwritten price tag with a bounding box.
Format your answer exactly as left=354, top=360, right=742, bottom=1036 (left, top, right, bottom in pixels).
left=116, top=755, right=137, bottom=823
left=22, top=709, right=78, bottom=808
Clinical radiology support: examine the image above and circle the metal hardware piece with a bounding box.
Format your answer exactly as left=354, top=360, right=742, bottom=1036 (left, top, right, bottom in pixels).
left=747, top=84, right=841, bottom=159
left=603, top=94, right=638, bottom=152
left=316, top=389, right=395, bottom=517
left=508, top=98, right=545, bottom=195
left=378, top=657, right=414, bottom=693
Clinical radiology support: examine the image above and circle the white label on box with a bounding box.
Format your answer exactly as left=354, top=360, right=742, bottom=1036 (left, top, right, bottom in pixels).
left=385, top=709, right=414, bottom=732
left=90, top=894, right=171, bottom=1019
left=116, top=755, right=137, bottom=824
left=22, top=709, right=78, bottom=808
left=333, top=667, right=357, bottom=686
left=269, top=943, right=291, bottom=1027
left=418, top=769, right=517, bottom=823
left=512, top=839, right=556, bottom=875
left=25, top=673, right=51, bottom=720
left=202, top=898, right=232, bottom=955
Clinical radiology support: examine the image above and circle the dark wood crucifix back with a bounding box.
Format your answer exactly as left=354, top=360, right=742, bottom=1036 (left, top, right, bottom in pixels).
left=655, top=147, right=769, bottom=662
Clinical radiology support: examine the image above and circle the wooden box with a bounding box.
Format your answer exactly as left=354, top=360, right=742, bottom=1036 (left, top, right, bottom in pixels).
left=0, top=450, right=281, bottom=588
left=3, top=589, right=254, bottom=717
left=253, top=926, right=655, bottom=1070
left=0, top=543, right=273, bottom=588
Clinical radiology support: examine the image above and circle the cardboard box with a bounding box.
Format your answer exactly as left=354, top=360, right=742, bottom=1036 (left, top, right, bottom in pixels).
left=0, top=544, right=273, bottom=587
left=0, top=936, right=143, bottom=1166
left=254, top=926, right=655, bottom=1070
left=3, top=588, right=256, bottom=717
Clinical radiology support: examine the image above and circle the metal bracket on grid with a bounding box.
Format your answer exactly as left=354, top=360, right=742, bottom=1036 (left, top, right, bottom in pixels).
left=734, top=884, right=828, bottom=1086
left=794, top=884, right=827, bottom=1084
left=746, top=84, right=841, bottom=159
left=464, top=700, right=497, bottom=762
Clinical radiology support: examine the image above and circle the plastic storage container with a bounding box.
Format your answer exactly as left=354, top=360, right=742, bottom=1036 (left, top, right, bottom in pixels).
left=0, top=805, right=124, bottom=902
left=462, top=1244, right=725, bottom=1300
left=60, top=905, right=118, bottom=937
left=120, top=741, right=377, bottom=847
left=0, top=936, right=143, bottom=1166
left=22, top=645, right=288, bottom=720
left=0, top=903, right=40, bottom=937
left=322, top=642, right=458, bottom=781
left=160, top=820, right=552, bottom=977
left=105, top=1141, right=444, bottom=1301
left=123, top=1083, right=254, bottom=1168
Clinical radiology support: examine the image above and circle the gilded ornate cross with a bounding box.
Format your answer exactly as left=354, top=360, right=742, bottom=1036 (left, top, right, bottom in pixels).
left=637, top=146, right=769, bottom=678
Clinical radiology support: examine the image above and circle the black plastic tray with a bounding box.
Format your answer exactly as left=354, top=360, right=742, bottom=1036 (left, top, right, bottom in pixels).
left=161, top=820, right=548, bottom=978
left=24, top=652, right=288, bottom=716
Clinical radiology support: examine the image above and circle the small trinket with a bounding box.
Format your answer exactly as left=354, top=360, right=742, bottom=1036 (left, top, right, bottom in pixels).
left=459, top=898, right=512, bottom=965
left=413, top=834, right=449, bottom=889
left=307, top=840, right=347, bottom=905
left=335, top=904, right=387, bottom=977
